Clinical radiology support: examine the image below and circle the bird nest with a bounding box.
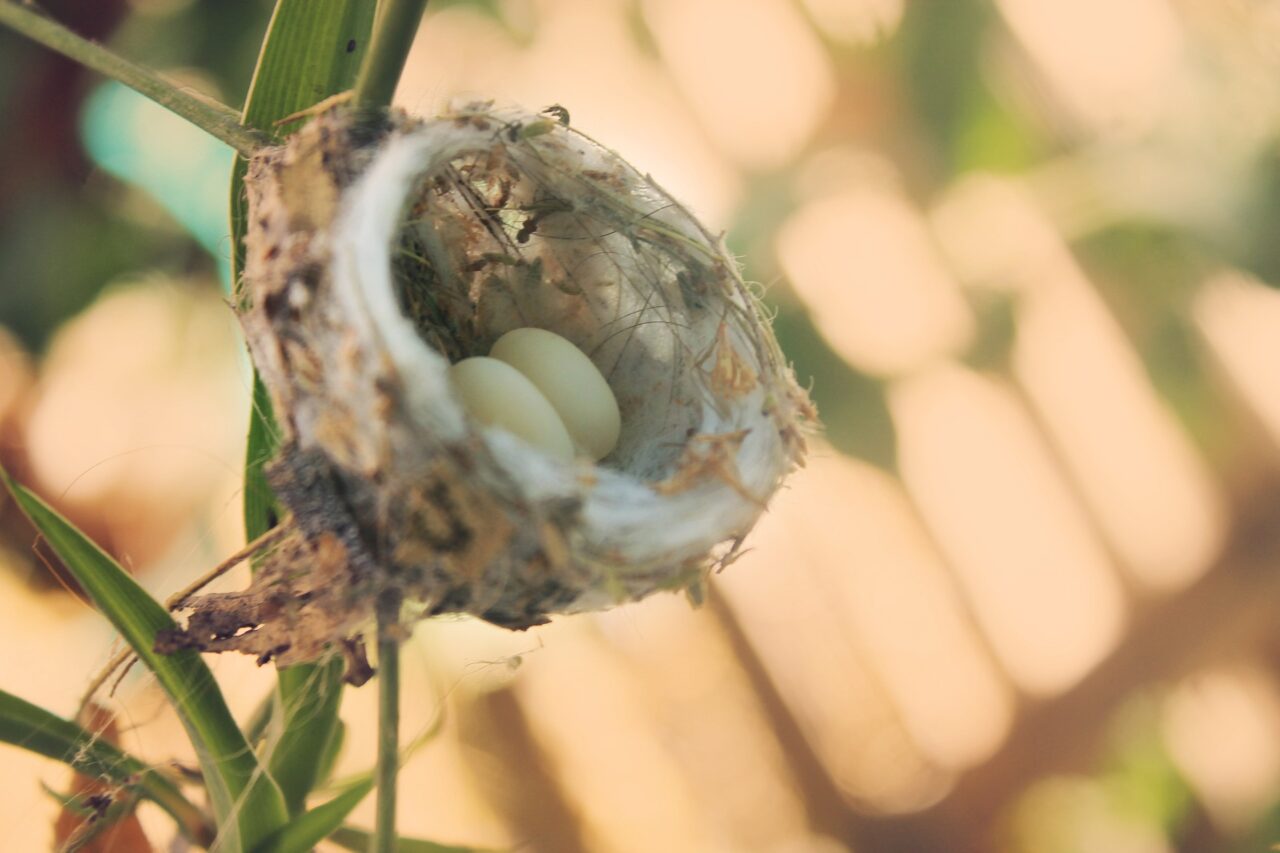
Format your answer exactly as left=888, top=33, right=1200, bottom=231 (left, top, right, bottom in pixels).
left=159, top=103, right=813, bottom=674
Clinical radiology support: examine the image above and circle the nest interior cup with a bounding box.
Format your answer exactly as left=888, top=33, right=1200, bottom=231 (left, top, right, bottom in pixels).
left=163, top=103, right=812, bottom=670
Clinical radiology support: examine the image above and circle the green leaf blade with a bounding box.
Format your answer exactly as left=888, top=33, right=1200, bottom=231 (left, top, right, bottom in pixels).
left=232, top=0, right=377, bottom=815
left=0, top=688, right=212, bottom=845
left=230, top=0, right=378, bottom=309
left=253, top=780, right=374, bottom=853
left=315, top=717, right=348, bottom=789
left=328, top=825, right=499, bottom=853
left=270, top=657, right=345, bottom=814
left=240, top=0, right=376, bottom=132
left=244, top=373, right=282, bottom=542
left=0, top=470, right=288, bottom=851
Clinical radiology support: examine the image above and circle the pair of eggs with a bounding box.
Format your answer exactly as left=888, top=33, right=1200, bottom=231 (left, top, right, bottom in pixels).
left=448, top=328, right=622, bottom=462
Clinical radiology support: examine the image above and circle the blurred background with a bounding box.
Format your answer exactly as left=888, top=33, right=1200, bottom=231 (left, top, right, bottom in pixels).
left=2, top=0, right=1280, bottom=850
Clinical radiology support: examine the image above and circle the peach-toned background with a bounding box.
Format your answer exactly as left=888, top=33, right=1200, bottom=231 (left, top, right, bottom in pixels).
left=3, top=0, right=1280, bottom=850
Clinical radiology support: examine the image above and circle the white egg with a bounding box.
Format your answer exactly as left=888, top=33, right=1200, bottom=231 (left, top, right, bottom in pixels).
left=490, top=327, right=622, bottom=461
left=448, top=356, right=574, bottom=462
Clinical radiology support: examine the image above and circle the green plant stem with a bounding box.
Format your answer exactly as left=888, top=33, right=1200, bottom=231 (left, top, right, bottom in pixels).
left=0, top=0, right=269, bottom=155
left=372, top=595, right=402, bottom=853
left=352, top=0, right=428, bottom=109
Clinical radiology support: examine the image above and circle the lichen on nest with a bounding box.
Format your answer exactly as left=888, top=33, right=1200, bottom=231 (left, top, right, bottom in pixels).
left=158, top=102, right=814, bottom=674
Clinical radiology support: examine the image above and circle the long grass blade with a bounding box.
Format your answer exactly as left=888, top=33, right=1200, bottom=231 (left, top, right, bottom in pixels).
left=0, top=1, right=267, bottom=154
left=252, top=779, right=374, bottom=853
left=0, top=470, right=288, bottom=851
left=328, top=825, right=495, bottom=853
left=270, top=657, right=345, bottom=814
left=0, top=689, right=212, bottom=846
left=315, top=717, right=347, bottom=788
left=232, top=0, right=378, bottom=816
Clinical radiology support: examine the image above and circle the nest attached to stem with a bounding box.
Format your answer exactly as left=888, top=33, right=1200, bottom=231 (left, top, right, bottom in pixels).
left=160, top=103, right=813, bottom=672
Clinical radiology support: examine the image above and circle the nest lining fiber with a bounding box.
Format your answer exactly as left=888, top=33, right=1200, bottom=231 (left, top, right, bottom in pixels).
left=160, top=104, right=812, bottom=671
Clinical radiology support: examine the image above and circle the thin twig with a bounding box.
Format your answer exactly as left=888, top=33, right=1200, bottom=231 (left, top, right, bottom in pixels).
left=352, top=0, right=429, bottom=109
left=372, top=593, right=402, bottom=853
left=166, top=525, right=289, bottom=610
left=108, top=655, right=140, bottom=698
left=76, top=649, right=133, bottom=717
left=0, top=1, right=270, bottom=155
left=76, top=525, right=287, bottom=711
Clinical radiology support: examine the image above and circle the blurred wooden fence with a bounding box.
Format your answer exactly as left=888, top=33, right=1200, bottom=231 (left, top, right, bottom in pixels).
left=396, top=176, right=1280, bottom=853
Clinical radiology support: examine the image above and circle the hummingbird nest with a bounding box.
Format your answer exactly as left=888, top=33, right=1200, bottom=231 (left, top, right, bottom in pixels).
left=160, top=104, right=813, bottom=672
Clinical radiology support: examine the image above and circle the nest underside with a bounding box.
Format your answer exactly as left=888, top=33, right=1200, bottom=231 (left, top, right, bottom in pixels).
left=162, top=105, right=812, bottom=670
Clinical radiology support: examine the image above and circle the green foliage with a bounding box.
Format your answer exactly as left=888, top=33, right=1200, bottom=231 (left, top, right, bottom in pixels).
left=0, top=3, right=468, bottom=849
left=0, top=467, right=288, bottom=851
left=229, top=0, right=378, bottom=299
left=230, top=0, right=377, bottom=824
left=895, top=0, right=992, bottom=180
left=1074, top=223, right=1226, bottom=458
left=0, top=688, right=210, bottom=845
left=244, top=374, right=282, bottom=542
left=239, top=0, right=375, bottom=136
left=328, top=825, right=498, bottom=853
left=271, top=657, right=347, bottom=815
left=253, top=780, right=375, bottom=853
left=316, top=718, right=349, bottom=788
left=0, top=461, right=479, bottom=850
